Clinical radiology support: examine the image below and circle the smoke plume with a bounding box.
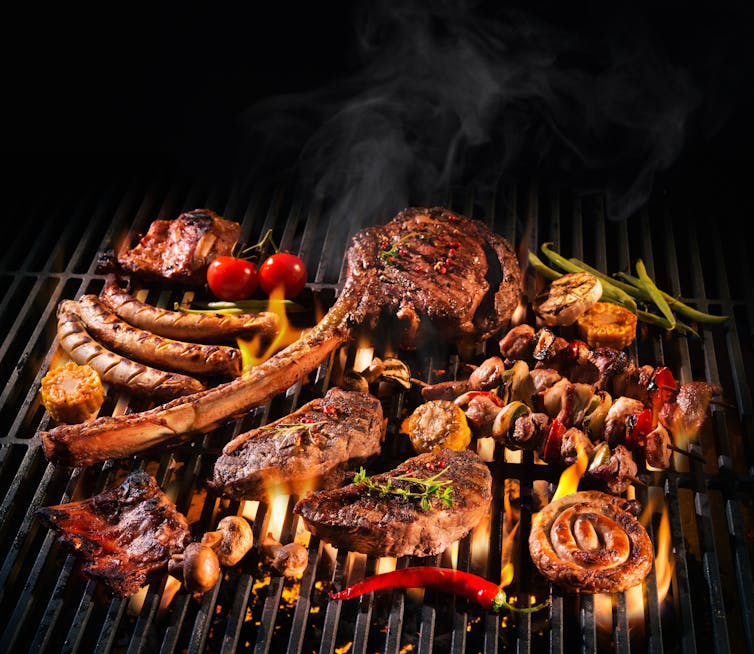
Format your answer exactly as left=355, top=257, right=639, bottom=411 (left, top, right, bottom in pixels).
left=236, top=0, right=751, bottom=224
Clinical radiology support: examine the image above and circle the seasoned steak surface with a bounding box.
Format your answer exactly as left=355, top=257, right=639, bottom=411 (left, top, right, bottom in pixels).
left=345, top=207, right=521, bottom=348
left=210, top=387, right=384, bottom=500
left=293, top=448, right=492, bottom=558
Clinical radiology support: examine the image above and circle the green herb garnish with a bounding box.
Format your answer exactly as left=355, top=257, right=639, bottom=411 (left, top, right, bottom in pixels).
left=353, top=466, right=454, bottom=510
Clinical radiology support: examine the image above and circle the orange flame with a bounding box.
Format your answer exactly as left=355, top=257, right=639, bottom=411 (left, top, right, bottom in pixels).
left=653, top=502, right=674, bottom=603
left=237, top=286, right=304, bottom=372
left=551, top=443, right=589, bottom=501
left=596, top=491, right=675, bottom=634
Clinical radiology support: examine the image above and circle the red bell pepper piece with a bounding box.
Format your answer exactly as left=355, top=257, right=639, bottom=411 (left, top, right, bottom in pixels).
left=542, top=419, right=566, bottom=463
left=625, top=408, right=653, bottom=449
left=464, top=391, right=506, bottom=407
left=649, top=367, right=677, bottom=404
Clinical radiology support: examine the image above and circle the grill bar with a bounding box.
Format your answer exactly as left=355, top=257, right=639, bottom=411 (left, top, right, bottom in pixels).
left=0, top=169, right=752, bottom=653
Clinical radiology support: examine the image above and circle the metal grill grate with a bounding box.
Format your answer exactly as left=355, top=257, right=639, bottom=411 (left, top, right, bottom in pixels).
left=0, top=168, right=752, bottom=654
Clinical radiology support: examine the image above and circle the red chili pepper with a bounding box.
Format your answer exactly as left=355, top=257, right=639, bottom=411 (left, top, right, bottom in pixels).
left=625, top=408, right=653, bottom=449
left=464, top=391, right=506, bottom=407
left=542, top=419, right=566, bottom=463
left=329, top=566, right=547, bottom=613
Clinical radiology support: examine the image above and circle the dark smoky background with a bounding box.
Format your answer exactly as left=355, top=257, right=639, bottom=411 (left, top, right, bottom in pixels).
left=3, top=0, right=754, bottom=229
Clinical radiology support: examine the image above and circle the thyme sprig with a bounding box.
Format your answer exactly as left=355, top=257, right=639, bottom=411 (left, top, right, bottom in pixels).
left=353, top=466, right=455, bottom=510
left=260, top=420, right=327, bottom=447
left=379, top=231, right=424, bottom=263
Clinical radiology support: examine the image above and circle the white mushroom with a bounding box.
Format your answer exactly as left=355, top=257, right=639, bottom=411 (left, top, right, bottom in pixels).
left=201, top=515, right=254, bottom=567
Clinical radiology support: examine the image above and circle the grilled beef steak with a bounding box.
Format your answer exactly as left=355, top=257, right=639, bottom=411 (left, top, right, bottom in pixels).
left=210, top=387, right=384, bottom=500
left=35, top=469, right=191, bottom=597
left=116, top=208, right=240, bottom=286
left=347, top=206, right=521, bottom=348
left=293, top=448, right=492, bottom=558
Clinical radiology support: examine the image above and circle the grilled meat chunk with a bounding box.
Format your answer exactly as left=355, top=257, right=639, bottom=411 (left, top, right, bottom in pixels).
left=35, top=469, right=191, bottom=598
left=349, top=206, right=521, bottom=349
left=116, top=208, right=240, bottom=286
left=294, top=448, right=492, bottom=558
left=210, top=388, right=384, bottom=500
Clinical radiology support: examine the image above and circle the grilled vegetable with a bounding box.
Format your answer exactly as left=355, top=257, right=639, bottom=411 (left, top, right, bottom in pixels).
left=401, top=400, right=472, bottom=454
left=39, top=361, right=105, bottom=424
left=329, top=566, right=548, bottom=613
left=576, top=302, right=637, bottom=349
left=532, top=272, right=603, bottom=326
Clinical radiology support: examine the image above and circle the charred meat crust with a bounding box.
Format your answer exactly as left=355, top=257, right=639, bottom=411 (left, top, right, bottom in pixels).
left=99, top=280, right=279, bottom=344
left=76, top=294, right=243, bottom=377
left=528, top=491, right=653, bottom=593
left=346, top=207, right=521, bottom=347
left=116, top=208, right=241, bottom=286
left=293, top=448, right=492, bottom=558
left=210, top=387, right=384, bottom=500
left=35, top=469, right=191, bottom=598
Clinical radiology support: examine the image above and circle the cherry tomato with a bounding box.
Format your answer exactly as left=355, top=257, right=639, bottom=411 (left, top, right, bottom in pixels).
left=206, top=256, right=258, bottom=301
left=259, top=252, right=307, bottom=298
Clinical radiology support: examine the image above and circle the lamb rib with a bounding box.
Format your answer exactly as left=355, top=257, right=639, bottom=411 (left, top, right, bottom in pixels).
left=41, top=207, right=521, bottom=467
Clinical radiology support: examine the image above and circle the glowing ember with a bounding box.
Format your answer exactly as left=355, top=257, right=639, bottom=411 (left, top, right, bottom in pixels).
left=237, top=286, right=304, bottom=372
left=551, top=443, right=589, bottom=501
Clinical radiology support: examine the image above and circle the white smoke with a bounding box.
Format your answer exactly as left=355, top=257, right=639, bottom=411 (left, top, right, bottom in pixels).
left=237, top=0, right=748, bottom=223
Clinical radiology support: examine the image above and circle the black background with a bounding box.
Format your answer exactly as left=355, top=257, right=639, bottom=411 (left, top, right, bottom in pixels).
left=3, top=1, right=754, bottom=228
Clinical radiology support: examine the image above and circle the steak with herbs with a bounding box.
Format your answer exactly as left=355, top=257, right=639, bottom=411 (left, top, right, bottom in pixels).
left=293, top=448, right=492, bottom=558
left=35, top=469, right=191, bottom=598
left=116, top=208, right=241, bottom=286
left=348, top=206, right=521, bottom=349
left=209, top=387, right=384, bottom=500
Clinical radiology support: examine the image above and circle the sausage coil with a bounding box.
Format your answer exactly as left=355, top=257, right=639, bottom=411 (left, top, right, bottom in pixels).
left=528, top=490, right=653, bottom=593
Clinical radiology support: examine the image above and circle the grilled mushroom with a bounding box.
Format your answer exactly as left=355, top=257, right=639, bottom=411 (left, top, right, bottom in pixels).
left=169, top=542, right=221, bottom=599
left=201, top=516, right=254, bottom=567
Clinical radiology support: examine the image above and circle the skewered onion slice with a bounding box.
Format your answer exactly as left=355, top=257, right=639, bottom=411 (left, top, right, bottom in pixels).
left=528, top=491, right=653, bottom=593
left=533, top=272, right=603, bottom=326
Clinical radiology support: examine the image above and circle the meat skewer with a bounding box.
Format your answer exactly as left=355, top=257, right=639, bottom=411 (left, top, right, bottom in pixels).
left=41, top=207, right=522, bottom=467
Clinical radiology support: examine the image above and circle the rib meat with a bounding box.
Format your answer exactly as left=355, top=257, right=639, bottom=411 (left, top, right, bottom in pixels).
left=210, top=387, right=384, bottom=500
left=293, top=448, right=492, bottom=558
left=116, top=208, right=241, bottom=286
left=35, top=469, right=191, bottom=597
left=41, top=207, right=521, bottom=467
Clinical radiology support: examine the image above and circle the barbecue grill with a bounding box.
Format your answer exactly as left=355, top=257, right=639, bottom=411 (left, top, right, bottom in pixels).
left=0, top=160, right=752, bottom=654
